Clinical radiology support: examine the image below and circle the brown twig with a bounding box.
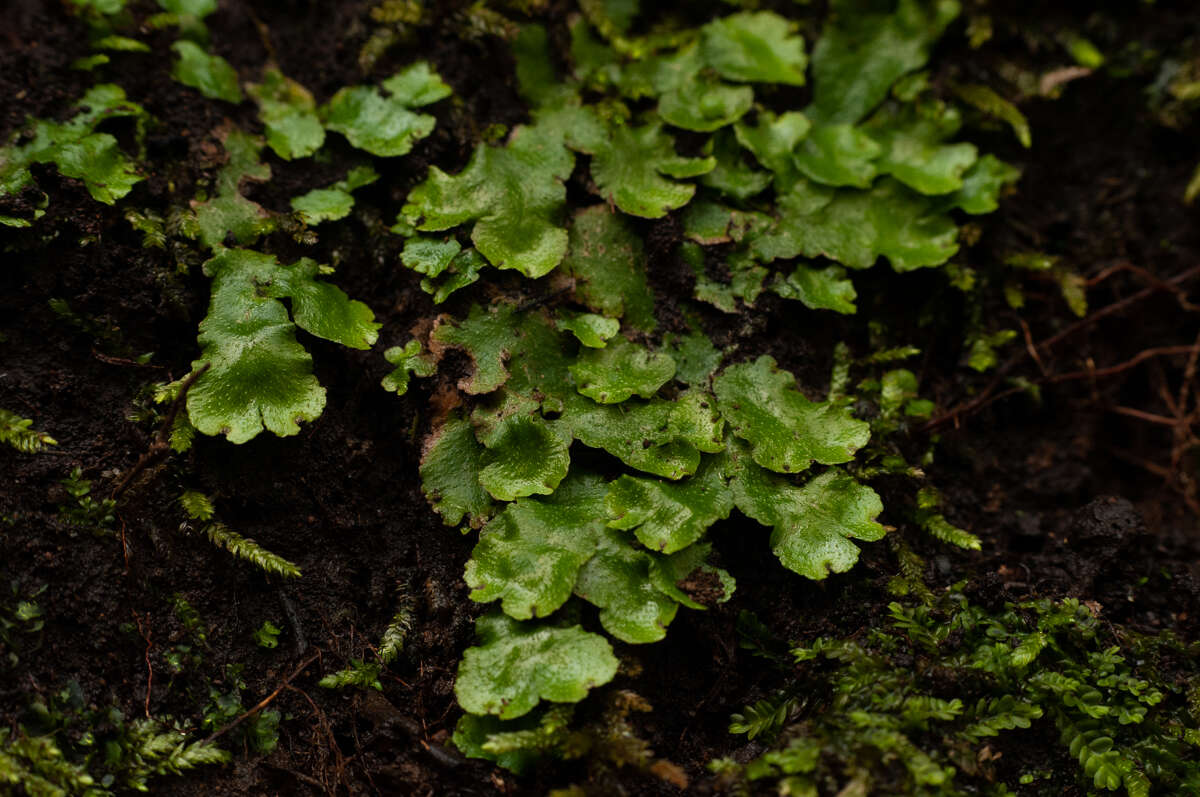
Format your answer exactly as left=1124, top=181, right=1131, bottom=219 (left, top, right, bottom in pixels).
left=91, top=349, right=167, bottom=370
left=925, top=345, right=1200, bottom=430
left=925, top=263, right=1200, bottom=432
left=1035, top=264, right=1200, bottom=353
left=204, top=651, right=320, bottom=746
left=110, top=364, right=209, bottom=500
left=1107, top=405, right=1179, bottom=427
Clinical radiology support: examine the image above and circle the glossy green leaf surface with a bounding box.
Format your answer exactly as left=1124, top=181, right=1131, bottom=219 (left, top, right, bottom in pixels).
left=478, top=414, right=571, bottom=501
left=606, top=454, right=733, bottom=553
left=171, top=41, right=243, bottom=103
left=772, top=263, right=858, bottom=314
left=420, top=412, right=495, bottom=527
left=728, top=445, right=885, bottom=579
left=561, top=207, right=656, bottom=331
left=183, top=127, right=275, bottom=249
left=556, top=312, right=620, bottom=348
left=466, top=474, right=608, bottom=619
left=809, top=0, right=961, bottom=124
left=381, top=340, right=436, bottom=395
left=1, top=84, right=145, bottom=209
left=247, top=68, right=324, bottom=160
left=660, top=73, right=754, bottom=132
left=701, top=12, right=808, bottom=85
left=570, top=338, right=676, bottom=404
left=573, top=529, right=679, bottom=643
left=290, top=165, right=378, bottom=225
left=321, top=62, right=450, bottom=157
left=753, top=179, right=959, bottom=272
left=403, top=122, right=574, bottom=277
left=866, top=104, right=978, bottom=195
left=793, top=124, right=882, bottom=188
left=455, top=613, right=618, bottom=719
left=714, top=356, right=870, bottom=474
left=586, top=122, right=715, bottom=218
left=430, top=303, right=521, bottom=395
left=187, top=250, right=323, bottom=444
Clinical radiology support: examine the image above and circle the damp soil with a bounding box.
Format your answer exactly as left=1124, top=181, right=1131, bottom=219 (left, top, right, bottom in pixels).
left=1, top=2, right=1199, bottom=795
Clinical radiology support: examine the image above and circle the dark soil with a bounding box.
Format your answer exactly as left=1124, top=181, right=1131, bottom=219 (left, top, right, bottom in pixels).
left=2, top=1, right=1198, bottom=795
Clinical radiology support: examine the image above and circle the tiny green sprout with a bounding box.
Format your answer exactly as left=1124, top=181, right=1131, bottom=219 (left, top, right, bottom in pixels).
left=381, top=340, right=437, bottom=396
left=252, top=621, right=281, bottom=649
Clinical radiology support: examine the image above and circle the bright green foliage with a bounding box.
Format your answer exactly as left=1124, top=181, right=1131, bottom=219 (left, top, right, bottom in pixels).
left=179, top=489, right=215, bottom=521
left=452, top=709, right=567, bottom=775
left=914, top=487, right=980, bottom=550
left=0, top=409, right=56, bottom=453
left=381, top=340, right=436, bottom=395
left=966, top=327, right=1017, bottom=372
left=455, top=613, right=619, bottom=719
left=606, top=455, right=733, bottom=554
left=573, top=528, right=679, bottom=643
left=400, top=236, right=489, bottom=302
left=187, top=249, right=379, bottom=443
left=648, top=542, right=735, bottom=609
left=701, top=129, right=773, bottom=199
left=290, top=165, right=378, bottom=224
left=583, top=121, right=715, bottom=218
left=954, top=83, right=1032, bottom=148
left=701, top=12, right=807, bottom=85
left=430, top=303, right=521, bottom=395
left=772, top=263, right=858, bottom=313
left=391, top=0, right=1026, bottom=754
left=565, top=394, right=716, bottom=479
left=714, top=356, right=870, bottom=474
left=478, top=414, right=571, bottom=501
left=728, top=447, right=885, bottom=580
left=378, top=604, right=413, bottom=665
left=729, top=694, right=797, bottom=740
left=0, top=84, right=145, bottom=218
left=253, top=620, right=281, bottom=649
left=755, top=179, right=960, bottom=272
left=247, top=68, right=325, bottom=160
left=561, top=207, right=656, bottom=332
left=321, top=62, right=450, bottom=157
left=181, top=127, right=275, bottom=249
left=171, top=41, right=243, bottom=103
left=59, top=467, right=117, bottom=530
left=319, top=660, right=383, bottom=691
left=949, top=154, right=1021, bottom=214
left=72, top=0, right=126, bottom=14
left=453, top=690, right=680, bottom=778
left=659, top=73, right=754, bottom=132
left=570, top=338, right=676, bottom=404
left=0, top=690, right=229, bottom=797
left=714, top=591, right=1200, bottom=796
left=809, top=0, right=962, bottom=125
left=401, top=237, right=464, bottom=279
left=402, top=122, right=574, bottom=277
left=157, top=0, right=216, bottom=17
left=556, top=311, right=619, bottom=348
left=793, top=124, right=881, bottom=188
left=420, top=412, right=495, bottom=527
left=204, top=521, right=301, bottom=579
left=734, top=111, right=811, bottom=190
left=466, top=474, right=609, bottom=619
left=665, top=331, right=723, bottom=386
left=866, top=103, right=978, bottom=195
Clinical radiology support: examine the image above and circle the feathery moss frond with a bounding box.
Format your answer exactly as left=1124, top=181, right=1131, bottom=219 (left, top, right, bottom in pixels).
left=203, top=522, right=301, bottom=579
left=0, top=409, right=56, bottom=453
